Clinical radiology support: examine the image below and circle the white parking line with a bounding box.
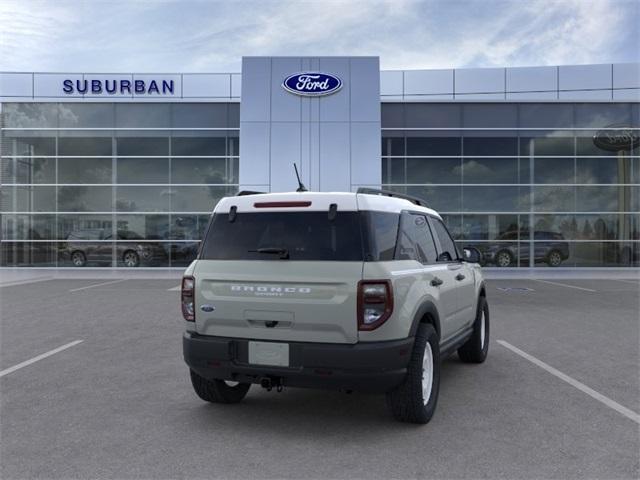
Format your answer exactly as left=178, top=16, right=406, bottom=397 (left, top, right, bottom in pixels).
left=0, top=340, right=84, bottom=378
left=497, top=340, right=640, bottom=425
left=69, top=279, right=126, bottom=292
left=0, top=276, right=53, bottom=288
left=533, top=279, right=596, bottom=292
left=168, top=285, right=181, bottom=291
left=611, top=279, right=640, bottom=285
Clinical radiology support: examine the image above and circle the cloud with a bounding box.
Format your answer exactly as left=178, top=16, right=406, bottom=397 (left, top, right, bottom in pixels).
left=0, top=0, right=637, bottom=72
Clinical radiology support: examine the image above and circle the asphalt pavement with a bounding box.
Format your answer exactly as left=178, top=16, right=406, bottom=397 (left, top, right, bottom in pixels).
left=0, top=275, right=638, bottom=479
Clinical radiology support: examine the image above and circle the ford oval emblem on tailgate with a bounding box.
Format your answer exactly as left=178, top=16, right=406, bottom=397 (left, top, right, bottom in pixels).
left=200, top=304, right=215, bottom=312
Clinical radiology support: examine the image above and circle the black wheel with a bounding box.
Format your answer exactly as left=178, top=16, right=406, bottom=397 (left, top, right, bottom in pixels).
left=546, top=250, right=563, bottom=267
left=458, top=296, right=489, bottom=363
left=494, top=250, right=513, bottom=268
left=386, top=323, right=440, bottom=424
left=190, top=369, right=251, bottom=404
left=71, top=251, right=86, bottom=267
left=122, top=250, right=140, bottom=268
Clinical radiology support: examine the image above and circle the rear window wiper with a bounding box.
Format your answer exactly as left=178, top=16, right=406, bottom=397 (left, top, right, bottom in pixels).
left=248, top=247, right=290, bottom=259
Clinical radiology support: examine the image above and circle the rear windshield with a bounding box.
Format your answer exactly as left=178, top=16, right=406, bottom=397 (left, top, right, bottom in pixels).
left=200, top=212, right=364, bottom=261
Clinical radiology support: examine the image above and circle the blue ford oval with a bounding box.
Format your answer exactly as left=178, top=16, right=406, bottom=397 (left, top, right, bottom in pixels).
left=282, top=72, right=342, bottom=97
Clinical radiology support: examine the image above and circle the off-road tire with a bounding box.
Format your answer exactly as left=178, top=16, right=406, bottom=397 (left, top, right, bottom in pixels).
left=386, top=323, right=440, bottom=424
left=458, top=296, right=489, bottom=363
left=190, top=369, right=251, bottom=404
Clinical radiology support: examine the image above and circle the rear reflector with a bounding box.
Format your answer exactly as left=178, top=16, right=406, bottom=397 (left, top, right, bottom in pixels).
left=254, top=201, right=312, bottom=208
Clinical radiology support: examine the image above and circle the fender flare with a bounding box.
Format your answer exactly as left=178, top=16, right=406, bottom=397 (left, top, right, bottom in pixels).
left=409, top=301, right=441, bottom=338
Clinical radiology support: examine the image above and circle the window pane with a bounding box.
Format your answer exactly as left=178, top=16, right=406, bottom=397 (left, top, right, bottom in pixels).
left=534, top=186, right=575, bottom=211
left=430, top=217, right=458, bottom=261
left=381, top=136, right=404, bottom=156
left=395, top=213, right=436, bottom=263
left=576, top=157, right=627, bottom=184
left=3, top=104, right=58, bottom=128
left=58, top=186, right=112, bottom=212
left=463, top=186, right=527, bottom=212
left=520, top=136, right=574, bottom=156
left=172, top=104, right=229, bottom=128
left=1, top=242, right=59, bottom=266
left=406, top=137, right=461, bottom=156
left=172, top=137, right=226, bottom=156
left=463, top=105, right=518, bottom=128
left=169, top=242, right=200, bottom=267
left=117, top=137, right=168, bottom=156
left=403, top=186, right=462, bottom=212
left=169, top=214, right=210, bottom=240
left=405, top=104, right=461, bottom=128
left=115, top=104, right=170, bottom=128
left=58, top=214, right=113, bottom=240
left=381, top=103, right=404, bottom=128
left=58, top=104, right=114, bottom=128
left=170, top=186, right=233, bottom=212
left=59, top=158, right=112, bottom=183
left=0, top=186, right=56, bottom=212
left=569, top=242, right=639, bottom=267
left=12, top=137, right=56, bottom=156
left=519, top=104, right=573, bottom=128
left=574, top=104, right=632, bottom=128
left=116, top=186, right=170, bottom=212
left=534, top=158, right=575, bottom=184
left=2, top=157, right=56, bottom=184
left=116, top=215, right=169, bottom=240
left=406, top=158, right=461, bottom=184
left=462, top=158, right=519, bottom=184
left=171, top=158, right=229, bottom=184
left=58, top=137, right=112, bottom=156
left=463, top=137, right=518, bottom=156
left=1, top=214, right=55, bottom=240
left=576, top=186, right=626, bottom=212
left=462, top=214, right=520, bottom=240
left=117, top=158, right=169, bottom=184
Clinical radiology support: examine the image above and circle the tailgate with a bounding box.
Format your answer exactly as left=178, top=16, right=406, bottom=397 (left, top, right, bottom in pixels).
left=194, top=260, right=362, bottom=344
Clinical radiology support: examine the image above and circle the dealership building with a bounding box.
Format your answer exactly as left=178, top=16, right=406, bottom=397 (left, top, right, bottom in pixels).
left=0, top=57, right=638, bottom=268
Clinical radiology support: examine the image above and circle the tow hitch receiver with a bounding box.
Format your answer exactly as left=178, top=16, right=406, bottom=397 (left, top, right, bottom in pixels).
left=260, top=376, right=284, bottom=392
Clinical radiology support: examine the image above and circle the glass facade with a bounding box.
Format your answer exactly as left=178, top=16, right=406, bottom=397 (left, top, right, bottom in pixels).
left=1, top=101, right=638, bottom=268
left=382, top=103, right=640, bottom=267
left=0, top=103, right=239, bottom=267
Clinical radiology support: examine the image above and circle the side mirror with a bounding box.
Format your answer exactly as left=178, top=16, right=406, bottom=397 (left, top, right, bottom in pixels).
left=463, top=247, right=482, bottom=264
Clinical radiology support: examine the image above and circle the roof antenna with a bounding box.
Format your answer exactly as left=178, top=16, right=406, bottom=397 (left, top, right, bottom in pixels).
left=293, top=163, right=308, bottom=192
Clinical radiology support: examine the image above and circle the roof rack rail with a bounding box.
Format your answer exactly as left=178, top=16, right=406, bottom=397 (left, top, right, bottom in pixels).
left=236, top=190, right=266, bottom=196
left=356, top=187, right=429, bottom=208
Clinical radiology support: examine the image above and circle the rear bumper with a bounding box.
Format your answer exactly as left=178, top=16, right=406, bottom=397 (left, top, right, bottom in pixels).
left=183, top=332, right=414, bottom=393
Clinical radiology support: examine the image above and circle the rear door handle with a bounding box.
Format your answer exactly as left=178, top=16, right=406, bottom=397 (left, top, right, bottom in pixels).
left=431, top=277, right=444, bottom=287
left=455, top=273, right=466, bottom=281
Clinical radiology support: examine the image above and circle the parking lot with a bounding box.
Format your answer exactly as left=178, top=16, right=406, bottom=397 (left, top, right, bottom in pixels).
left=1, top=274, right=639, bottom=479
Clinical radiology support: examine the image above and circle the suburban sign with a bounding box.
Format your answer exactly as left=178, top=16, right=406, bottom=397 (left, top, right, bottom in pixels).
left=62, top=78, right=176, bottom=95
left=282, top=72, right=342, bottom=96
left=593, top=126, right=640, bottom=152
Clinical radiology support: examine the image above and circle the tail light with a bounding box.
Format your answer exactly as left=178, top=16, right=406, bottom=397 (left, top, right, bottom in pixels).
left=181, top=276, right=195, bottom=321
left=357, top=280, right=393, bottom=331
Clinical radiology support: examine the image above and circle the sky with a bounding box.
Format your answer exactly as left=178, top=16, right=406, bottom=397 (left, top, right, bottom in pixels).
left=0, top=0, right=638, bottom=73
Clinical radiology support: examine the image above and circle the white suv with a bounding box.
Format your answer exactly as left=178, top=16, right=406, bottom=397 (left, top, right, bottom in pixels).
left=182, top=188, right=489, bottom=424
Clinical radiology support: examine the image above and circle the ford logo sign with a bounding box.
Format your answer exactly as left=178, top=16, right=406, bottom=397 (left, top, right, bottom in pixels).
left=200, top=305, right=215, bottom=312
left=593, top=125, right=640, bottom=152
left=282, top=72, right=342, bottom=97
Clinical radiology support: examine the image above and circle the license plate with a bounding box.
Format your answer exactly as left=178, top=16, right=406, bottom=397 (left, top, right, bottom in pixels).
left=248, top=341, right=289, bottom=367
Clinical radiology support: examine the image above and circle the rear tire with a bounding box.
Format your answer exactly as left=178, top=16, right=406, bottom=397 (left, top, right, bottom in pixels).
left=458, top=296, right=489, bottom=363
left=546, top=250, right=563, bottom=267
left=189, top=370, right=251, bottom=404
left=386, top=323, right=440, bottom=424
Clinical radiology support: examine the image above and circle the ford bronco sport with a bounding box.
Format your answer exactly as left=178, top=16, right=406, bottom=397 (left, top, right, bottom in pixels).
left=182, top=188, right=489, bottom=424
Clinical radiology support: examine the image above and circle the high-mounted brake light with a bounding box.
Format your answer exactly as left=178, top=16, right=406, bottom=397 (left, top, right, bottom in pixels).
left=181, top=276, right=195, bottom=321
left=357, top=280, right=393, bottom=331
left=254, top=201, right=312, bottom=208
